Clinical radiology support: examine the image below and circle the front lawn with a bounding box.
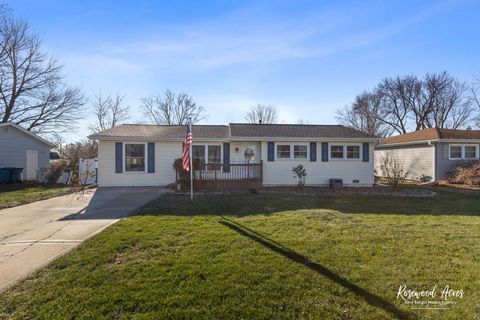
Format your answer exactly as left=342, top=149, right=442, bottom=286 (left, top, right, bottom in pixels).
left=1, top=189, right=479, bottom=319
left=0, top=183, right=73, bottom=209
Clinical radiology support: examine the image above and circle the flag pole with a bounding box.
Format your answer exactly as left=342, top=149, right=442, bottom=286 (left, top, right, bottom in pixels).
left=189, top=119, right=193, bottom=200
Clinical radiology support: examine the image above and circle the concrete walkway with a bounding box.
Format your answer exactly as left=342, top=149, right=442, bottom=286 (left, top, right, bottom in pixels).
left=0, top=187, right=167, bottom=291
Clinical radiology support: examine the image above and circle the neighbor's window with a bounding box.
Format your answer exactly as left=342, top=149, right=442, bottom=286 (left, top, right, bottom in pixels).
left=330, top=145, right=344, bottom=159
left=125, top=143, right=146, bottom=172
left=347, top=145, right=360, bottom=159
left=192, top=145, right=206, bottom=166
left=293, top=145, right=308, bottom=159
left=277, top=145, right=291, bottom=158
left=464, top=145, right=477, bottom=159
left=449, top=145, right=462, bottom=159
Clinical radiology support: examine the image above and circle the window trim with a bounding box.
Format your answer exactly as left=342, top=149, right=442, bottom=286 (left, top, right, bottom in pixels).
left=192, top=143, right=223, bottom=166
left=449, top=144, right=479, bottom=160
left=329, top=143, right=362, bottom=161
left=123, top=142, right=148, bottom=173
left=275, top=143, right=309, bottom=160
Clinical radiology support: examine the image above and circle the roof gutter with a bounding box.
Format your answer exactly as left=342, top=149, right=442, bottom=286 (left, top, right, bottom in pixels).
left=377, top=138, right=480, bottom=148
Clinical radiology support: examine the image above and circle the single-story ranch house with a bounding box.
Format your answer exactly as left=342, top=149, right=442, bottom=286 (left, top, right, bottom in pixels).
left=374, top=128, right=480, bottom=181
left=89, top=123, right=380, bottom=188
left=0, top=122, right=54, bottom=180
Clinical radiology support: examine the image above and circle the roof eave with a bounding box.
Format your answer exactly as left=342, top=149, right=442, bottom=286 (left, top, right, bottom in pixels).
left=377, top=138, right=480, bottom=148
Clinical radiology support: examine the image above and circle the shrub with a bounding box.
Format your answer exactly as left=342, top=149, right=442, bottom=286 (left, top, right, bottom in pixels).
left=448, top=161, right=480, bottom=186
left=292, top=164, right=307, bottom=189
left=173, top=158, right=201, bottom=191
left=379, top=153, right=408, bottom=190
left=173, top=159, right=189, bottom=191
left=45, top=160, right=69, bottom=184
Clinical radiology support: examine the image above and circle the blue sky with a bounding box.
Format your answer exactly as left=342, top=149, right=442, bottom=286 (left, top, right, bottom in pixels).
left=8, top=0, right=480, bottom=140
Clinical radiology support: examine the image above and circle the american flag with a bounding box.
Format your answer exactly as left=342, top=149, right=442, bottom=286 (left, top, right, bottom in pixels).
left=182, top=123, right=192, bottom=171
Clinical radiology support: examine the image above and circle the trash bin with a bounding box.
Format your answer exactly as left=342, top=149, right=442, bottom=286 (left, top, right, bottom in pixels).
left=10, top=168, right=23, bottom=183
left=0, top=168, right=10, bottom=183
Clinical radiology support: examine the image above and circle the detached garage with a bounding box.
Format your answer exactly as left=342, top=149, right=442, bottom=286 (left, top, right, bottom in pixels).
left=0, top=122, right=54, bottom=181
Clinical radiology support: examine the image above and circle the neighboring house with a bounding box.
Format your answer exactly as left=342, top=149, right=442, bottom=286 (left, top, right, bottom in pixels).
left=89, top=123, right=379, bottom=188
left=374, top=128, right=480, bottom=181
left=0, top=122, right=54, bottom=180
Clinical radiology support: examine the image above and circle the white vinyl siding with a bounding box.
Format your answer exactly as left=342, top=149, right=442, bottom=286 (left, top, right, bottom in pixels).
left=98, top=141, right=180, bottom=186
left=374, top=144, right=434, bottom=180
left=262, top=141, right=374, bottom=186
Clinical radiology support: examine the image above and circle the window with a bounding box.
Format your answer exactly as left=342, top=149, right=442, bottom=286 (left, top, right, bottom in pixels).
left=330, top=145, right=344, bottom=159
left=347, top=145, right=360, bottom=159
left=448, top=144, right=478, bottom=160
left=277, top=145, right=291, bottom=158
left=464, top=146, right=477, bottom=159
left=293, top=145, right=308, bottom=159
left=449, top=145, right=462, bottom=159
left=125, top=143, right=146, bottom=172
left=207, top=145, right=221, bottom=169
left=208, top=145, right=221, bottom=163
left=192, top=145, right=206, bottom=167
left=192, top=144, right=222, bottom=169
left=330, top=144, right=362, bottom=160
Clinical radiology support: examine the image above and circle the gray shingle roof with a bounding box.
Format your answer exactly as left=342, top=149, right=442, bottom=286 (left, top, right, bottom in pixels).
left=89, top=124, right=230, bottom=140
left=229, top=123, right=378, bottom=139
left=89, top=123, right=378, bottom=140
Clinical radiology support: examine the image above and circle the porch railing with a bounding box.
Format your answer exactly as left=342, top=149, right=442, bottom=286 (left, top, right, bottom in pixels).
left=176, top=161, right=263, bottom=192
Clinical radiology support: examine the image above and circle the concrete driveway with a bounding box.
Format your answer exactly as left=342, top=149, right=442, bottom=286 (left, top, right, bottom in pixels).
left=0, top=187, right=167, bottom=291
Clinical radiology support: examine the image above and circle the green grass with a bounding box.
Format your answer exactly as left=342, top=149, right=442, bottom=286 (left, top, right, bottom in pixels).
left=1, top=188, right=479, bottom=319
left=0, top=183, right=73, bottom=209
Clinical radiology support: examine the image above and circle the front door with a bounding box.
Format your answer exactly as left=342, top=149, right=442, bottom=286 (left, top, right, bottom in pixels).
left=26, top=150, right=38, bottom=180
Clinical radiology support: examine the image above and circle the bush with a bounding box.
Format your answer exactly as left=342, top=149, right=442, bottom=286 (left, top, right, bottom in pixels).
left=448, top=161, right=480, bottom=186
left=45, top=160, right=69, bottom=184
left=292, top=164, right=307, bottom=189
left=173, top=158, right=190, bottom=191
left=379, top=153, right=408, bottom=190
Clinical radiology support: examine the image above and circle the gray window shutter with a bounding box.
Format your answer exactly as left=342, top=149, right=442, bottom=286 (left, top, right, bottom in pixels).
left=363, top=143, right=369, bottom=162
left=321, top=143, right=328, bottom=162
left=223, top=143, right=230, bottom=173
left=310, top=142, right=317, bottom=161
left=148, top=143, right=155, bottom=173
left=115, top=142, right=123, bottom=173
left=267, top=142, right=275, bottom=161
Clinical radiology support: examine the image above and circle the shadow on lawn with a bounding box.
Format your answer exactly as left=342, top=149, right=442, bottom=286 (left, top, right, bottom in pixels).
left=219, top=217, right=413, bottom=320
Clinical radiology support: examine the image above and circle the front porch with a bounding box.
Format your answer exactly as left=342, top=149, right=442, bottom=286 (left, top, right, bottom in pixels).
left=175, top=161, right=263, bottom=192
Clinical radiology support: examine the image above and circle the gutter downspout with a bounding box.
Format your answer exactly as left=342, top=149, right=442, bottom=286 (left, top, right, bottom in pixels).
left=429, top=140, right=436, bottom=182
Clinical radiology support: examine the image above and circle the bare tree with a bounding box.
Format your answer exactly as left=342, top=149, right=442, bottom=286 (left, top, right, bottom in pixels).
left=376, top=76, right=411, bottom=134
left=426, top=77, right=473, bottom=129
left=296, top=118, right=310, bottom=124
left=336, top=90, right=392, bottom=137
left=0, top=10, right=84, bottom=135
left=245, top=104, right=279, bottom=124
left=340, top=71, right=475, bottom=135
left=472, top=76, right=480, bottom=127
left=141, top=90, right=206, bottom=125
left=89, top=93, right=129, bottom=132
